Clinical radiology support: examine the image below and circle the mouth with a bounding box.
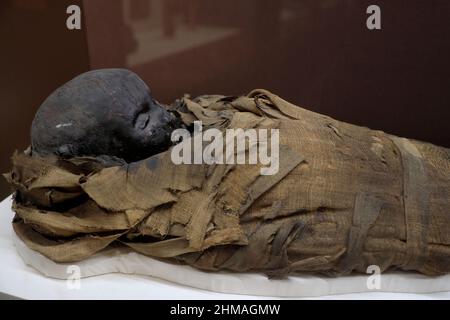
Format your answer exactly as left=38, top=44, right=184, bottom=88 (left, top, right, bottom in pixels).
left=166, top=109, right=185, bottom=131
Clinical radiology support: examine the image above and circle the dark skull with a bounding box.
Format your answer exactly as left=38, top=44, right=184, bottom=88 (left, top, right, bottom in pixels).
left=31, top=69, right=182, bottom=162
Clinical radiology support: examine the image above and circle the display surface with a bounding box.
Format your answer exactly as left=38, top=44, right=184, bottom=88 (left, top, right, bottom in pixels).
left=4, top=69, right=450, bottom=278
left=1, top=196, right=449, bottom=299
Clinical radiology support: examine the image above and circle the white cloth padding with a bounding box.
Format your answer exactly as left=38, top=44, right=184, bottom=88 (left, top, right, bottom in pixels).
left=2, top=196, right=450, bottom=298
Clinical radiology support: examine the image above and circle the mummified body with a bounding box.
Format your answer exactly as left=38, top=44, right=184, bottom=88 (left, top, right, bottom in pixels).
left=5, top=69, right=450, bottom=277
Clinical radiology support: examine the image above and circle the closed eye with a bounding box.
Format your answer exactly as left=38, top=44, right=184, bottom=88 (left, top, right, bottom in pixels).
left=141, top=114, right=150, bottom=129
left=135, top=113, right=150, bottom=130
left=133, top=102, right=150, bottom=127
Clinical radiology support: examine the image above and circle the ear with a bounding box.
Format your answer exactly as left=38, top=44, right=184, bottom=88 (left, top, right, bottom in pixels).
left=56, top=144, right=77, bottom=158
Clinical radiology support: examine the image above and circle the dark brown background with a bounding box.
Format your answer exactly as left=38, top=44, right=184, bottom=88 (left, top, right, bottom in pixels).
left=1, top=0, right=449, bottom=199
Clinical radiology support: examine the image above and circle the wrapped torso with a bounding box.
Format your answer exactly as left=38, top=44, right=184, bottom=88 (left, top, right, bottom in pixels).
left=7, top=90, right=450, bottom=277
